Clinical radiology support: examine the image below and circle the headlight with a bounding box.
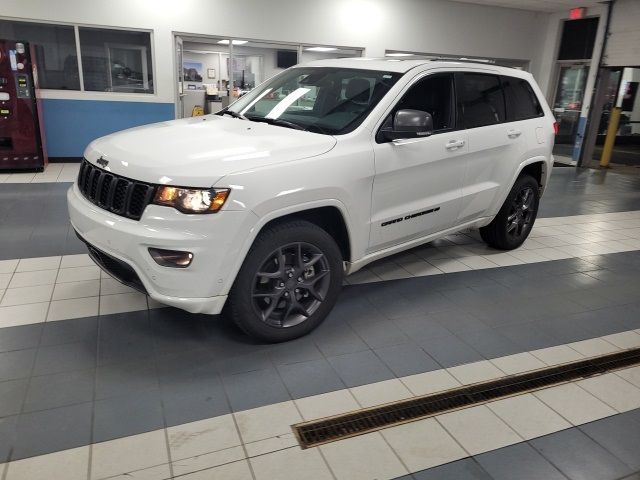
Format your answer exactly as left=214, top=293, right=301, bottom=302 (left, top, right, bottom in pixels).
left=153, top=187, right=230, bottom=214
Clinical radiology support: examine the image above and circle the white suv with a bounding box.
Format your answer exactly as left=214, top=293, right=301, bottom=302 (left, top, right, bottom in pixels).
left=68, top=58, right=555, bottom=342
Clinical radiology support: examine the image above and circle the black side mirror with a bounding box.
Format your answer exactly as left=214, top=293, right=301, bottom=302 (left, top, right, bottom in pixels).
left=382, top=109, right=433, bottom=141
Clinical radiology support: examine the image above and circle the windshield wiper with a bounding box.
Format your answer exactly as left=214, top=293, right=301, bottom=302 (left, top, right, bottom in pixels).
left=218, top=110, right=247, bottom=120
left=244, top=116, right=306, bottom=131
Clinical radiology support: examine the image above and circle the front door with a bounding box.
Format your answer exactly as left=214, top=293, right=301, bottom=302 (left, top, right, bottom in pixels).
left=369, top=73, right=468, bottom=252
left=552, top=64, right=588, bottom=155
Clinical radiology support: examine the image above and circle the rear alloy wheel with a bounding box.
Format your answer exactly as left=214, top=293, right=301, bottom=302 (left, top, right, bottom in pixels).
left=227, top=220, right=343, bottom=342
left=480, top=175, right=540, bottom=250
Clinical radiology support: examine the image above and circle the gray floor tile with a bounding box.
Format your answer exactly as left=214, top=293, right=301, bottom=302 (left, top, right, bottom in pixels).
left=374, top=342, right=440, bottom=377
left=0, top=323, right=42, bottom=353
left=352, top=319, right=411, bottom=349
left=97, top=312, right=154, bottom=365
left=457, top=329, right=523, bottom=359
left=32, top=341, right=96, bottom=376
left=580, top=411, right=640, bottom=470
left=161, top=383, right=231, bottom=427
left=222, top=367, right=290, bottom=411
left=24, top=369, right=94, bottom=412
left=0, top=379, right=28, bottom=417
left=418, top=334, right=484, bottom=367
left=313, top=324, right=369, bottom=357
left=12, top=402, right=93, bottom=460
left=40, top=317, right=98, bottom=346
left=476, top=443, right=567, bottom=480
left=93, top=392, right=164, bottom=442
left=412, top=457, right=492, bottom=480
left=530, top=427, right=633, bottom=480
left=327, top=350, right=395, bottom=387
left=496, top=322, right=559, bottom=351
left=0, top=415, right=18, bottom=463
left=277, top=358, right=345, bottom=399
left=95, top=361, right=159, bottom=400
left=392, top=314, right=453, bottom=341
left=0, top=349, right=37, bottom=382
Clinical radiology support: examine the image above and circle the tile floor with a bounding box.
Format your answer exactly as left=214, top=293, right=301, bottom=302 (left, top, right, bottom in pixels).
left=0, top=165, right=639, bottom=479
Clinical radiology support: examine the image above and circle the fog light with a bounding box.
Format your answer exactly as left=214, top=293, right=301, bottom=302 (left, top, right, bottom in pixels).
left=148, top=248, right=193, bottom=268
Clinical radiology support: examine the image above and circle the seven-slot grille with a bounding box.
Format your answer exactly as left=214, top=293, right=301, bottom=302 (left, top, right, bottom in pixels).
left=77, top=159, right=156, bottom=220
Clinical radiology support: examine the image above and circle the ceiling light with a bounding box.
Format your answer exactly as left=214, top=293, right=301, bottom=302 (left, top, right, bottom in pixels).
left=385, top=53, right=415, bottom=57
left=217, top=39, right=248, bottom=45
left=305, top=47, right=337, bottom=52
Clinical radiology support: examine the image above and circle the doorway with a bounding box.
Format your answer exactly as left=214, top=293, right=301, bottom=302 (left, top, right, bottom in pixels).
left=552, top=63, right=589, bottom=156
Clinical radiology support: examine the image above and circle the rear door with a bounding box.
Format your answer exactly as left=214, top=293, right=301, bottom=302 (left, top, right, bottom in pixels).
left=455, top=72, right=525, bottom=223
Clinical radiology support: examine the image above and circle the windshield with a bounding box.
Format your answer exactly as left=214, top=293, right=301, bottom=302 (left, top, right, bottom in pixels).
left=223, top=67, right=402, bottom=135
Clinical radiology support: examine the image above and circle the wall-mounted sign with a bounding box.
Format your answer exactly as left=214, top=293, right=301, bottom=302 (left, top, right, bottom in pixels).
left=569, top=7, right=586, bottom=20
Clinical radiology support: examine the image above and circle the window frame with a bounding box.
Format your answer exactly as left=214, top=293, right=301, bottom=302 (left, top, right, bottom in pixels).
left=0, top=17, right=156, bottom=96
left=455, top=72, right=507, bottom=130
left=375, top=71, right=458, bottom=144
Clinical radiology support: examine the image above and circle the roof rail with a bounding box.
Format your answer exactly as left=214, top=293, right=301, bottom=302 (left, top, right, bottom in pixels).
left=429, top=56, right=496, bottom=64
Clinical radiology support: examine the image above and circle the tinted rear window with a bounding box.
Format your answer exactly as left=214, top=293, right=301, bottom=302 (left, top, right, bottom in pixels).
left=502, top=76, right=543, bottom=121
left=458, top=73, right=505, bottom=129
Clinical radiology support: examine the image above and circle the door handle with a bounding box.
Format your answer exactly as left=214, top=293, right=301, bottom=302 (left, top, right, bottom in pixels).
left=445, top=139, right=465, bottom=150
left=507, top=129, right=522, bottom=139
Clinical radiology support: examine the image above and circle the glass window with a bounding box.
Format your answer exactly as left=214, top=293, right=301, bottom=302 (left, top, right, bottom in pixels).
left=0, top=21, right=80, bottom=90
left=502, top=76, right=543, bottom=121
left=79, top=27, right=153, bottom=93
left=459, top=73, right=505, bottom=128
left=226, top=67, right=402, bottom=135
left=393, top=74, right=454, bottom=131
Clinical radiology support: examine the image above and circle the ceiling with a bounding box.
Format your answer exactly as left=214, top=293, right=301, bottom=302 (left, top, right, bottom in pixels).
left=448, top=0, right=604, bottom=13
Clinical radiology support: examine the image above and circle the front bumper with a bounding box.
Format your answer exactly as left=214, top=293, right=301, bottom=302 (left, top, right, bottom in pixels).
left=68, top=183, right=254, bottom=315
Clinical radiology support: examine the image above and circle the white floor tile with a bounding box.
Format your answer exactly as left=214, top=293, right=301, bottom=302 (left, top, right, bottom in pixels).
left=447, top=360, right=505, bottom=385
left=6, top=173, right=36, bottom=183
left=534, top=383, right=616, bottom=425
left=52, top=280, right=100, bottom=301
left=351, top=378, right=413, bottom=408
left=397, top=259, right=443, bottom=276
left=56, top=266, right=100, bottom=283
left=616, top=366, right=640, bottom=389
left=171, top=446, right=245, bottom=477
left=0, top=259, right=19, bottom=274
left=234, top=401, right=301, bottom=444
left=5, top=446, right=89, bottom=480
left=481, top=253, right=524, bottom=266
left=243, top=432, right=298, bottom=457
left=400, top=369, right=461, bottom=396
left=0, top=273, right=10, bottom=290
left=487, top=393, right=571, bottom=440
left=47, top=297, right=99, bottom=321
left=251, top=446, right=333, bottom=480
left=59, top=254, right=95, bottom=269
left=490, top=352, right=546, bottom=375
left=90, top=430, right=170, bottom=480
left=167, top=415, right=240, bottom=462
left=295, top=390, right=360, bottom=421
left=382, top=417, right=467, bottom=472
left=568, top=338, right=621, bottom=357
left=601, top=331, right=640, bottom=349
left=436, top=405, right=521, bottom=455
left=16, top=256, right=61, bottom=272
left=368, top=262, right=413, bottom=280
left=577, top=373, right=640, bottom=413
left=345, top=268, right=382, bottom=285
left=0, top=303, right=49, bottom=327
left=428, top=258, right=472, bottom=273
left=100, top=277, right=136, bottom=295
left=0, top=284, right=53, bottom=307
left=99, top=292, right=147, bottom=315
left=321, top=432, right=408, bottom=480
left=530, top=345, right=585, bottom=366
left=177, top=460, right=252, bottom=480
left=9, top=270, right=58, bottom=288
left=458, top=255, right=499, bottom=270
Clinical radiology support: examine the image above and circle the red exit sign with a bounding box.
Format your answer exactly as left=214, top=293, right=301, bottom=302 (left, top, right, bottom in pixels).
left=569, top=7, right=586, bottom=20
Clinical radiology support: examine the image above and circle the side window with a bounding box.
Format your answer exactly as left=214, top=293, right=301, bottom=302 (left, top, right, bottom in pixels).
left=458, top=73, right=505, bottom=129
left=502, top=76, right=543, bottom=121
left=393, top=74, right=455, bottom=131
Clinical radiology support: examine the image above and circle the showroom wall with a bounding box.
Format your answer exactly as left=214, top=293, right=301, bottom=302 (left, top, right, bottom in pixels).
left=1, top=0, right=552, bottom=157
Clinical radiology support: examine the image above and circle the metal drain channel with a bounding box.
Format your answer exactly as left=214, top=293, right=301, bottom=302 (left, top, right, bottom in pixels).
left=293, top=347, right=640, bottom=449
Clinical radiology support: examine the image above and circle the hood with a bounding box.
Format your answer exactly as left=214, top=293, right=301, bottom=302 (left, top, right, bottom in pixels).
left=84, top=115, right=337, bottom=187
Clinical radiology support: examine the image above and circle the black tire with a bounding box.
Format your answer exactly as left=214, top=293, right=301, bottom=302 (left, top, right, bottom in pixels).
left=479, top=174, right=540, bottom=250
left=226, top=220, right=343, bottom=342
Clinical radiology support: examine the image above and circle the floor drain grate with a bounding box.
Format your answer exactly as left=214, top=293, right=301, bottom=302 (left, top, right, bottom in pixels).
left=293, top=347, right=640, bottom=448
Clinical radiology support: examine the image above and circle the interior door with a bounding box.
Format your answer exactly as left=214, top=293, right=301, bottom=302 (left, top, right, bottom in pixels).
left=175, top=35, right=185, bottom=118
left=369, top=73, right=468, bottom=252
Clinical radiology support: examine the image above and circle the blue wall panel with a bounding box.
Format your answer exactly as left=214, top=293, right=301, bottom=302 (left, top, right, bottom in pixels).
left=41, top=99, right=175, bottom=158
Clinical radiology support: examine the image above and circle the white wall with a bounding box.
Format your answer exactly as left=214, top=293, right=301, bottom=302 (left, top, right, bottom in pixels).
left=2, top=0, right=551, bottom=105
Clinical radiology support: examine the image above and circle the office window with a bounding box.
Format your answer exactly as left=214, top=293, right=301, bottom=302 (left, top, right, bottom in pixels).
left=0, top=21, right=80, bottom=90
left=502, top=76, right=543, bottom=121
left=79, top=27, right=153, bottom=93
left=459, top=73, right=505, bottom=129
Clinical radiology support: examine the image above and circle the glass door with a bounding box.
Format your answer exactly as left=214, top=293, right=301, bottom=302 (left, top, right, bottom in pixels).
left=175, top=35, right=185, bottom=118
left=552, top=64, right=589, bottom=155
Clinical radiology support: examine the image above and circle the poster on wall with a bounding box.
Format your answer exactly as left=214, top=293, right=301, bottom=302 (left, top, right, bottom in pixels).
left=183, top=61, right=203, bottom=82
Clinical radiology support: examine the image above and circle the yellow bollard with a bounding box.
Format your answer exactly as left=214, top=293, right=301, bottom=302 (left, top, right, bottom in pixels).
left=600, top=106, right=622, bottom=168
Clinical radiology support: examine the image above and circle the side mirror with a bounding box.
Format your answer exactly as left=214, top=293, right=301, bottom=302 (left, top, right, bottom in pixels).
left=382, top=109, right=433, bottom=141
